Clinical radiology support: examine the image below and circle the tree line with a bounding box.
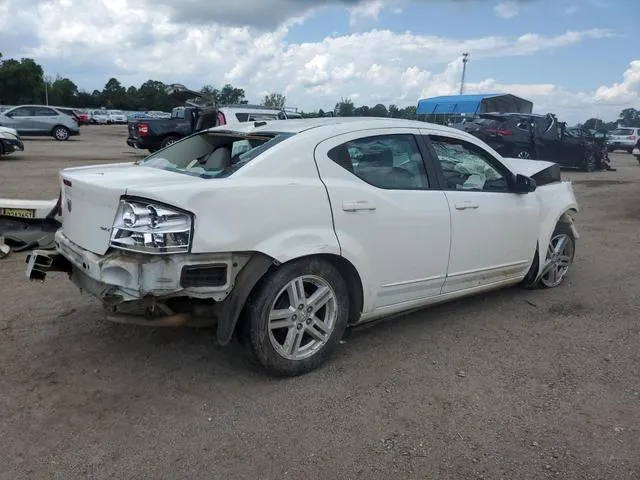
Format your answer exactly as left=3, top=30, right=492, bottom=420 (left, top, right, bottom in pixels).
left=0, top=52, right=636, bottom=126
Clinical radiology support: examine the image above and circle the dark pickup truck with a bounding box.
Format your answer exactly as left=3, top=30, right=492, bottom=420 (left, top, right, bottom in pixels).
left=126, top=105, right=210, bottom=153
left=127, top=84, right=303, bottom=153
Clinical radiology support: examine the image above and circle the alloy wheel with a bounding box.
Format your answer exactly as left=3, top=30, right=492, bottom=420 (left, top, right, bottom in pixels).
left=517, top=150, right=532, bottom=159
left=539, top=233, right=574, bottom=287
left=267, top=275, right=338, bottom=361
left=54, top=127, right=69, bottom=140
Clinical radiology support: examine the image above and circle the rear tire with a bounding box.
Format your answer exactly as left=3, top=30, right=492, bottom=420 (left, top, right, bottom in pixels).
left=160, top=136, right=180, bottom=149
left=245, top=257, right=350, bottom=377
left=52, top=126, right=70, bottom=141
left=516, top=148, right=533, bottom=159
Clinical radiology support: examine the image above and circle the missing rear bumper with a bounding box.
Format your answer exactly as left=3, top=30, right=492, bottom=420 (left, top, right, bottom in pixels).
left=25, top=250, right=72, bottom=281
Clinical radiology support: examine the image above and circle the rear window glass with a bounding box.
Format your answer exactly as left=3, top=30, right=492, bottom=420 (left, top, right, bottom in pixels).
left=140, top=130, right=294, bottom=178
left=472, top=118, right=499, bottom=126
left=610, top=128, right=634, bottom=135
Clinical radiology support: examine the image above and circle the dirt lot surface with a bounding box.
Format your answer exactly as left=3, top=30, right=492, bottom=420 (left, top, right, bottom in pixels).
left=1, top=126, right=639, bottom=479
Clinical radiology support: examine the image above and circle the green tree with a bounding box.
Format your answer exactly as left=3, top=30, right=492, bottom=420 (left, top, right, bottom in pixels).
left=262, top=92, right=286, bottom=108
left=334, top=97, right=355, bottom=117
left=0, top=55, right=45, bottom=104
left=48, top=76, right=79, bottom=106
left=369, top=103, right=388, bottom=117
left=618, top=108, right=640, bottom=127
left=101, top=77, right=126, bottom=108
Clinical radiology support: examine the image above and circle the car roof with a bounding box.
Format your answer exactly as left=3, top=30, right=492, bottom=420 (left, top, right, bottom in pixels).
left=206, top=116, right=468, bottom=138
left=6, top=104, right=63, bottom=109
left=480, top=112, right=550, bottom=119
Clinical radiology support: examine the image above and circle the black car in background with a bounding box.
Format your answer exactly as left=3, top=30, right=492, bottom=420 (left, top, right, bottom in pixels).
left=457, top=112, right=606, bottom=171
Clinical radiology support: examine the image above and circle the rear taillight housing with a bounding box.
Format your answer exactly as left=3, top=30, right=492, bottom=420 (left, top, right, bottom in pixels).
left=137, top=123, right=149, bottom=136
left=217, top=112, right=226, bottom=126
left=487, top=128, right=513, bottom=136
left=628, top=135, right=637, bottom=140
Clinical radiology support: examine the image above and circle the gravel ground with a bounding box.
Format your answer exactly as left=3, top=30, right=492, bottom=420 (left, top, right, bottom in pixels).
left=1, top=126, right=639, bottom=480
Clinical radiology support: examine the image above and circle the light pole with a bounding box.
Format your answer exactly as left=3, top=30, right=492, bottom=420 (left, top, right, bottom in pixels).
left=459, top=52, right=469, bottom=95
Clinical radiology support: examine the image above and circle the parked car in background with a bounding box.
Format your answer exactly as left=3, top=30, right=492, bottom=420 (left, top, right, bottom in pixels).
left=632, top=146, right=640, bottom=164
left=0, top=125, right=24, bottom=156
left=457, top=112, right=604, bottom=171
left=74, top=110, right=91, bottom=125
left=606, top=127, right=639, bottom=153
left=27, top=117, right=579, bottom=376
left=0, top=105, right=80, bottom=141
left=90, top=110, right=109, bottom=125
left=54, top=106, right=83, bottom=125
left=107, top=110, right=128, bottom=124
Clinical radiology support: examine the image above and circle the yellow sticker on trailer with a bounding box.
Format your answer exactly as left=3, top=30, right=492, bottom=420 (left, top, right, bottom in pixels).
left=0, top=208, right=35, bottom=219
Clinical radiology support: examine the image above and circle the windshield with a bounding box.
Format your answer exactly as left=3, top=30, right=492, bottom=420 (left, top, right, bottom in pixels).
left=140, top=130, right=295, bottom=178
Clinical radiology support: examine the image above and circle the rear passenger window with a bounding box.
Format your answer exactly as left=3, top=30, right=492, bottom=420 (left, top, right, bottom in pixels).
left=328, top=134, right=429, bottom=190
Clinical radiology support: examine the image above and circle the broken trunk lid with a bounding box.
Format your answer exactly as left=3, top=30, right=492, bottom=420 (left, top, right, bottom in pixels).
left=165, top=84, right=215, bottom=107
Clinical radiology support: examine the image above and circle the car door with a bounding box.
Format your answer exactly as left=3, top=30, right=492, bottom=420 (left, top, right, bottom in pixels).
left=314, top=128, right=451, bottom=312
left=0, top=106, right=35, bottom=133
left=31, top=106, right=60, bottom=133
left=421, top=132, right=539, bottom=294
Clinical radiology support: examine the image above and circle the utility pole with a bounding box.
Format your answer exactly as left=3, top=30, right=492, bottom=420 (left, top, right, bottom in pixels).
left=459, top=52, right=469, bottom=95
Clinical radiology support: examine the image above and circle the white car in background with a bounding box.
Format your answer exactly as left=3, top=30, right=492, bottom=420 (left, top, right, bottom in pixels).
left=107, top=110, right=128, bottom=124
left=606, top=127, right=639, bottom=153
left=91, top=110, right=109, bottom=125
left=25, top=117, right=579, bottom=376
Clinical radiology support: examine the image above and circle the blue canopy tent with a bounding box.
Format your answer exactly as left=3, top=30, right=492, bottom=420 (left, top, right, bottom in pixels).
left=416, top=93, right=533, bottom=120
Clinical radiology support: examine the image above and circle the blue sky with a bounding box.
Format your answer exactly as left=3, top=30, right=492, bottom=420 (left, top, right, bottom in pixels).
left=286, top=0, right=638, bottom=91
left=1, top=0, right=639, bottom=122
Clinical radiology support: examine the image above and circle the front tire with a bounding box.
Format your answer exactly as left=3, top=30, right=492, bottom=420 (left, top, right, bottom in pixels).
left=521, top=222, right=576, bottom=289
left=581, top=151, right=596, bottom=172
left=53, top=126, right=70, bottom=141
left=245, top=258, right=350, bottom=377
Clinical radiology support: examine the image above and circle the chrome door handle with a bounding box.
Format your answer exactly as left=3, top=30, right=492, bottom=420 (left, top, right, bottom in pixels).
left=342, top=201, right=376, bottom=212
left=454, top=201, right=479, bottom=210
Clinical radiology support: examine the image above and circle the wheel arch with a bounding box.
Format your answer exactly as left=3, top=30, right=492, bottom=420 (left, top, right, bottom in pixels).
left=221, top=251, right=364, bottom=346
left=533, top=206, right=578, bottom=280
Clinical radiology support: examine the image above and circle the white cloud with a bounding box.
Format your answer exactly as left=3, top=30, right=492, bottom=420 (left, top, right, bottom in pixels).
left=494, top=1, right=519, bottom=18
left=348, top=0, right=386, bottom=26
left=0, top=0, right=635, bottom=124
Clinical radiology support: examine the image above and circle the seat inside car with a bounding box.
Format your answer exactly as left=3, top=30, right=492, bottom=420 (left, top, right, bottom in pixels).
left=203, top=146, right=232, bottom=171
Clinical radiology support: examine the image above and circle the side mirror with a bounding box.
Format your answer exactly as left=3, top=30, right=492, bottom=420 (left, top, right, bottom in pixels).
left=514, top=174, right=536, bottom=194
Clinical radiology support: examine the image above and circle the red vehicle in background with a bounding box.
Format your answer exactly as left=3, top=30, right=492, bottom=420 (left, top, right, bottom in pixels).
left=73, top=110, right=91, bottom=125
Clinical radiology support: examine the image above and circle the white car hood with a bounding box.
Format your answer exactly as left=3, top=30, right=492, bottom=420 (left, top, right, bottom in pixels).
left=501, top=157, right=557, bottom=178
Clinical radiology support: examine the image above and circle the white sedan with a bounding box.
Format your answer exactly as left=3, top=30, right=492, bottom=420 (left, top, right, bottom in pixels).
left=25, top=117, right=579, bottom=376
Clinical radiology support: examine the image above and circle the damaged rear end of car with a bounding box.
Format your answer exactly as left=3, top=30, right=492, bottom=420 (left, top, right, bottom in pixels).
left=25, top=126, right=300, bottom=344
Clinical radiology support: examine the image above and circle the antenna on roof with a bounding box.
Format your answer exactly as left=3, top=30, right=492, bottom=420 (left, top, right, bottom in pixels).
left=459, top=53, right=469, bottom=95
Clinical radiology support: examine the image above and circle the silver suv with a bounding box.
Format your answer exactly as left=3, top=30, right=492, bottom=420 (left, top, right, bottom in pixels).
left=606, top=127, right=639, bottom=153
left=0, top=105, right=80, bottom=141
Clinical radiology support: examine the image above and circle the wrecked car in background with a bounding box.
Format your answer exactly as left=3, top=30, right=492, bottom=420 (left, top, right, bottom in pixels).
left=0, top=126, right=24, bottom=157
left=458, top=112, right=609, bottom=172
left=23, top=117, right=578, bottom=376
